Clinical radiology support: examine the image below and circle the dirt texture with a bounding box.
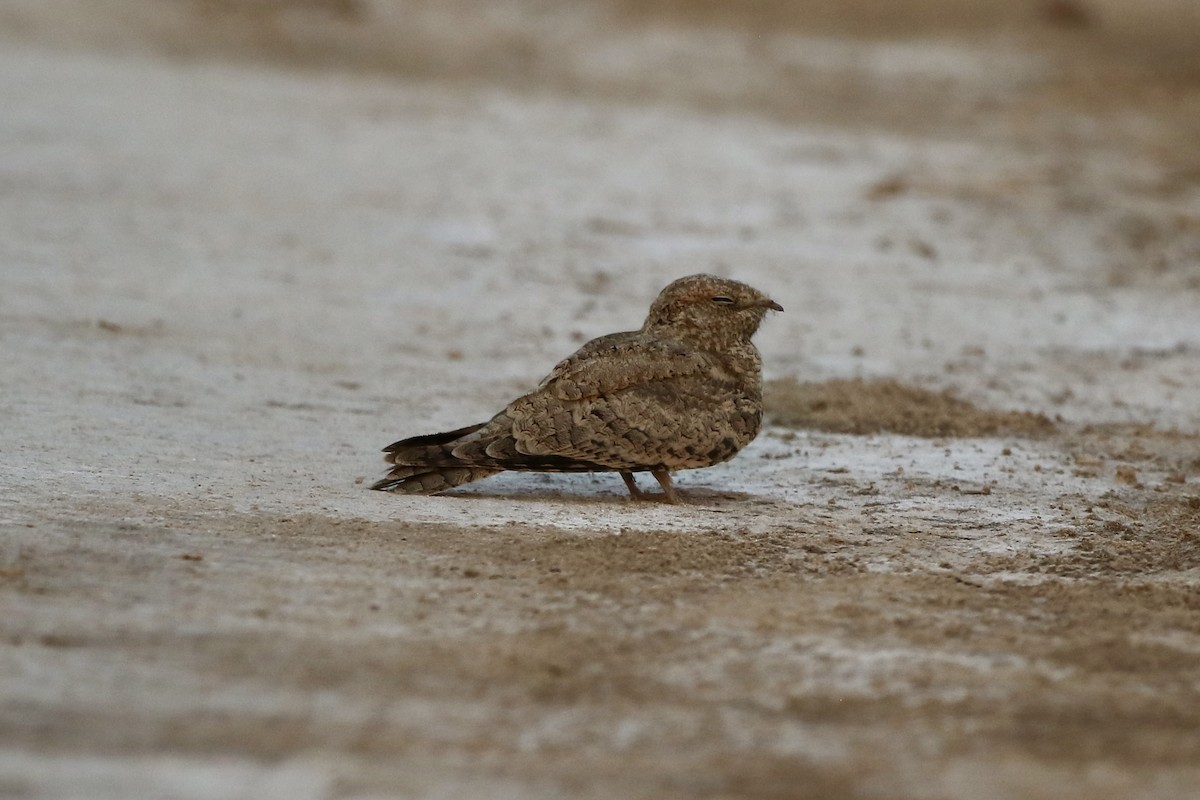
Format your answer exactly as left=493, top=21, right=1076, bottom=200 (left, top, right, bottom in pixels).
left=2, top=2, right=1200, bottom=799
left=765, top=378, right=1058, bottom=437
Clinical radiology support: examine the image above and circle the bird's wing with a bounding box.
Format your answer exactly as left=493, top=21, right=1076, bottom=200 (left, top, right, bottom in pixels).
left=382, top=333, right=757, bottom=474
left=439, top=334, right=705, bottom=468
left=534, top=332, right=712, bottom=401
left=491, top=333, right=759, bottom=470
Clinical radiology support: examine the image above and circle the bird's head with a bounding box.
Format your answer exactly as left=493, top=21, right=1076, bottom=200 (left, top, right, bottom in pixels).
left=642, top=274, right=782, bottom=344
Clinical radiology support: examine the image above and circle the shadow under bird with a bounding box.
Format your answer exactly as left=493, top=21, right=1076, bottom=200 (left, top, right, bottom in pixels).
left=370, top=273, right=782, bottom=503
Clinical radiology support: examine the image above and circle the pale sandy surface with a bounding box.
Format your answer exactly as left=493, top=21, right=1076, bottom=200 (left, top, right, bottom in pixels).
left=2, top=2, right=1200, bottom=798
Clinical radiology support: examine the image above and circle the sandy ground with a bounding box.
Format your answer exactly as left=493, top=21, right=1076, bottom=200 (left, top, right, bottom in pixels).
left=2, top=1, right=1200, bottom=798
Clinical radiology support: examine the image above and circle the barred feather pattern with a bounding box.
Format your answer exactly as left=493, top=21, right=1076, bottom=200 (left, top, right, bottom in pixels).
left=370, top=274, right=781, bottom=501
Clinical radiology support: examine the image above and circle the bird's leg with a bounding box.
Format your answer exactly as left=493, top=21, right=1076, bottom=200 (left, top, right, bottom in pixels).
left=622, top=469, right=682, bottom=504
left=651, top=468, right=681, bottom=505
left=620, top=471, right=647, bottom=500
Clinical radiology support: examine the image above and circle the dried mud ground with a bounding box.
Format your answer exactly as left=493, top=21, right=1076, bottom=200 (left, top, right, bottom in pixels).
left=3, top=2, right=1200, bottom=799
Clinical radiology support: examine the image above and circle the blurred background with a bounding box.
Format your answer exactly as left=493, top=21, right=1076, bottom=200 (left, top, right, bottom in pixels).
left=5, top=0, right=1200, bottom=133
left=6, top=1, right=1197, bottom=301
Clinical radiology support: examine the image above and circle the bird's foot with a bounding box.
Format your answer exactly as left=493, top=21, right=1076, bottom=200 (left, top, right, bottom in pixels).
left=621, top=470, right=684, bottom=504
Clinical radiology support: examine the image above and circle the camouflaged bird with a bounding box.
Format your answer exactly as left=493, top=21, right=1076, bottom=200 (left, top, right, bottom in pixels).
left=370, top=274, right=782, bottom=503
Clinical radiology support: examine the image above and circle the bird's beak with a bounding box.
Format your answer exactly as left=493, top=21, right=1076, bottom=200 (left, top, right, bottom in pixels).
left=763, top=299, right=784, bottom=312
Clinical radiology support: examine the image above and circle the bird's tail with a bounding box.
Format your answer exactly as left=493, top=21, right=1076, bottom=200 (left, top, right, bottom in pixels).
left=370, top=422, right=500, bottom=494
left=370, top=465, right=501, bottom=494
left=370, top=416, right=610, bottom=494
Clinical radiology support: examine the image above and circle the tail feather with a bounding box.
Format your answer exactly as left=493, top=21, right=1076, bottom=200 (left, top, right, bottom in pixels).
left=370, top=465, right=500, bottom=494
left=374, top=421, right=499, bottom=495
left=383, top=422, right=487, bottom=454
left=382, top=422, right=493, bottom=470
left=372, top=418, right=612, bottom=496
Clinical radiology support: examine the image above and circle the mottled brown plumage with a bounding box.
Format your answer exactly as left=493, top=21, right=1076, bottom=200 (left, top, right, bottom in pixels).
left=371, top=274, right=782, bottom=502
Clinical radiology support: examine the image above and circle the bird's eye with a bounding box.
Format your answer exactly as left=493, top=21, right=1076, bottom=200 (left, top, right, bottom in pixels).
left=711, top=295, right=735, bottom=305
